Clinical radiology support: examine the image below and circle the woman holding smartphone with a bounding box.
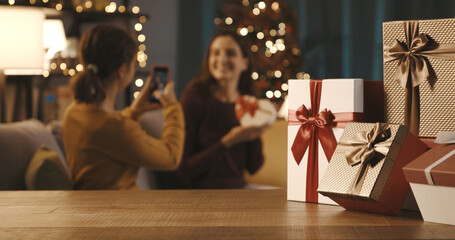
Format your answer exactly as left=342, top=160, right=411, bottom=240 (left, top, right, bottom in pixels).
left=176, top=31, right=267, bottom=189
left=62, top=24, right=185, bottom=190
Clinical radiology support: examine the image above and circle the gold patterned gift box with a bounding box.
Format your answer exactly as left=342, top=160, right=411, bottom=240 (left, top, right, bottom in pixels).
left=317, top=122, right=427, bottom=215
left=383, top=19, right=455, bottom=138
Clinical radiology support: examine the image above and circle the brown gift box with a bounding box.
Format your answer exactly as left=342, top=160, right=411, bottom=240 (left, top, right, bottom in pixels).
left=403, top=142, right=455, bottom=225
left=317, top=122, right=427, bottom=215
left=383, top=19, right=455, bottom=137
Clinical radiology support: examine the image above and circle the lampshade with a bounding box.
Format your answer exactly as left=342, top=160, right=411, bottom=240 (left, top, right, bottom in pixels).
left=43, top=19, right=67, bottom=59
left=0, top=6, right=45, bottom=75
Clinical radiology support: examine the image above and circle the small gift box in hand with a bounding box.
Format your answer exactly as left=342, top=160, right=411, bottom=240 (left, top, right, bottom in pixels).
left=235, top=95, right=276, bottom=127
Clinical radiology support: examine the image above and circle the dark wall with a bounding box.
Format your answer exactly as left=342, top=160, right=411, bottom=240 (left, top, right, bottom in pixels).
left=175, top=0, right=455, bottom=96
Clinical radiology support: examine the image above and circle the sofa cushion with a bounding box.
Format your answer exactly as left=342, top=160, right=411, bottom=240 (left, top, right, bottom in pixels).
left=25, top=145, right=72, bottom=190
left=0, top=119, right=67, bottom=190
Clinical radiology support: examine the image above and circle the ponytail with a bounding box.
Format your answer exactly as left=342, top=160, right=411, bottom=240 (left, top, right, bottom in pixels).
left=70, top=24, right=137, bottom=104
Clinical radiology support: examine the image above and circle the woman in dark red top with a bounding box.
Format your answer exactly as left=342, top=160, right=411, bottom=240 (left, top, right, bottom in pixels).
left=177, top=31, right=267, bottom=189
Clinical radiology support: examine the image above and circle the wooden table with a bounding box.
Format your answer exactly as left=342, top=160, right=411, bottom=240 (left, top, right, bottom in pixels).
left=0, top=189, right=454, bottom=239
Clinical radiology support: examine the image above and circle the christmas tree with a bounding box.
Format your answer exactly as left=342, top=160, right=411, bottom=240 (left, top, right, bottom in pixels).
left=216, top=0, right=302, bottom=101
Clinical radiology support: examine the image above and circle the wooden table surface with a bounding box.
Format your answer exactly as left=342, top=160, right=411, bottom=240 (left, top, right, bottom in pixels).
left=0, top=189, right=454, bottom=239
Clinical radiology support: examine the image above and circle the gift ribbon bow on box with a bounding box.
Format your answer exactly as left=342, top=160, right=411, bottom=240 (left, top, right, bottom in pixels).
left=384, top=21, right=455, bottom=136
left=235, top=96, right=273, bottom=120
left=340, top=123, right=393, bottom=195
left=288, top=79, right=363, bottom=202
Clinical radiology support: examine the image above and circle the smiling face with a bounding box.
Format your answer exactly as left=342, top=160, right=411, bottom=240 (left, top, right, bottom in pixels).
left=208, top=35, right=249, bottom=89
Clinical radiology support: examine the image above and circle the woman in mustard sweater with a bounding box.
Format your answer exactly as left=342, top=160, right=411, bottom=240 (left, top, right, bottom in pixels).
left=62, top=24, right=184, bottom=190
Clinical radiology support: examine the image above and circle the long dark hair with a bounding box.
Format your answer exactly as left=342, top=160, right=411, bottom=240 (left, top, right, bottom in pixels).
left=71, top=24, right=137, bottom=104
left=188, top=31, right=256, bottom=96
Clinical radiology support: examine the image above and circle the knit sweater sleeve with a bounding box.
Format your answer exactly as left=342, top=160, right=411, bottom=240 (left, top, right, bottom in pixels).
left=91, top=102, right=185, bottom=170
left=176, top=88, right=228, bottom=182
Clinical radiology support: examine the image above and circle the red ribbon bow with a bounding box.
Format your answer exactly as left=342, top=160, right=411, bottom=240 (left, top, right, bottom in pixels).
left=288, top=79, right=363, bottom=202
left=235, top=96, right=259, bottom=120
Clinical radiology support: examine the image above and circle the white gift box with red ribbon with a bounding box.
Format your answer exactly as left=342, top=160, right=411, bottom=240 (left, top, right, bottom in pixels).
left=287, top=79, right=364, bottom=204
left=235, top=95, right=277, bottom=127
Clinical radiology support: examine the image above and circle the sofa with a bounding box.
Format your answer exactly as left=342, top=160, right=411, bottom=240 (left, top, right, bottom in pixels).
left=0, top=109, right=165, bottom=190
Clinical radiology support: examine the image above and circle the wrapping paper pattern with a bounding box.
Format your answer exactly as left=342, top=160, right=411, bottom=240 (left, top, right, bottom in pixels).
left=383, top=18, right=455, bottom=137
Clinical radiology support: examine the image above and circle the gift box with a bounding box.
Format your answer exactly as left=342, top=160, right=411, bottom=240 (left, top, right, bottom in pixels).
left=317, top=122, right=427, bottom=215
left=403, top=132, right=455, bottom=225
left=235, top=95, right=276, bottom=127
left=383, top=19, right=455, bottom=137
left=287, top=79, right=364, bottom=204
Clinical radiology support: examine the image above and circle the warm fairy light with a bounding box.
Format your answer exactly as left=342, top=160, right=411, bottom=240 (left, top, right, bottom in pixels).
left=274, top=90, right=281, bottom=98
left=135, top=78, right=144, bottom=87
left=279, top=23, right=286, bottom=29
left=242, top=0, right=249, bottom=6
left=43, top=0, right=49, bottom=3
left=106, top=2, right=116, bottom=13
left=50, top=63, right=57, bottom=70
left=68, top=69, right=76, bottom=76
left=276, top=39, right=284, bottom=45
left=214, top=18, right=221, bottom=25
left=265, top=50, right=272, bottom=57
left=85, top=1, right=92, bottom=8
left=76, top=6, right=83, bottom=12
left=43, top=71, right=49, bottom=78
left=138, top=34, right=146, bottom=42
left=270, top=46, right=277, bottom=54
left=271, top=2, right=280, bottom=11
left=225, top=17, right=233, bottom=25
left=265, top=40, right=273, bottom=48
left=281, top=83, right=288, bottom=91
left=269, top=29, right=277, bottom=37
left=282, top=59, right=290, bottom=67
left=247, top=26, right=254, bottom=32
left=304, top=73, right=310, bottom=79
left=252, top=8, right=260, bottom=15
left=139, top=16, right=147, bottom=23
left=278, top=29, right=286, bottom=36
left=266, top=90, right=273, bottom=98
left=133, top=91, right=140, bottom=99
left=139, top=44, right=146, bottom=51
left=137, top=51, right=146, bottom=62
left=251, top=72, right=259, bottom=80
left=258, top=1, right=266, bottom=9
left=139, top=61, right=147, bottom=68
left=76, top=64, right=84, bottom=72
left=118, top=5, right=126, bottom=13
left=240, top=27, right=248, bottom=36
left=30, top=0, right=36, bottom=4
left=274, top=70, right=282, bottom=78
left=292, top=48, right=301, bottom=55
left=63, top=69, right=69, bottom=76
left=8, top=0, right=14, bottom=5
left=132, top=6, right=140, bottom=14
left=251, top=45, right=259, bottom=52
left=277, top=44, right=285, bottom=51
left=256, top=32, right=264, bottom=40
left=134, top=23, right=143, bottom=31
left=60, top=63, right=67, bottom=70
left=55, top=3, right=63, bottom=11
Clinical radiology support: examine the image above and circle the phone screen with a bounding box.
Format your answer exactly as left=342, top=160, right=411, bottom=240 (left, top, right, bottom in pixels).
left=149, top=66, right=169, bottom=102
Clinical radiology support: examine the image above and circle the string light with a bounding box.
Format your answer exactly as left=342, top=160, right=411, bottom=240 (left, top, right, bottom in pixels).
left=242, top=0, right=249, bottom=6
left=133, top=91, right=140, bottom=99
left=256, top=32, right=264, bottom=40
left=68, top=69, right=76, bottom=76
left=85, top=1, right=92, bottom=8
left=266, top=90, right=273, bottom=98
left=239, top=27, right=248, bottom=36
left=281, top=83, right=288, bottom=91
left=60, top=63, right=67, bottom=70
left=8, top=0, right=15, bottom=5
left=118, top=5, right=126, bottom=13
left=252, top=8, right=260, bottom=15
left=271, top=2, right=280, bottom=11
left=55, top=3, right=62, bottom=11
left=274, top=90, right=281, bottom=98
left=135, top=79, right=144, bottom=87
left=134, top=23, right=143, bottom=31
left=214, top=18, right=222, bottom=25
left=132, top=6, right=140, bottom=14
left=251, top=72, right=259, bottom=80
left=225, top=17, right=233, bottom=25
left=274, top=70, right=282, bottom=78
left=138, top=34, right=146, bottom=42
left=76, top=64, right=84, bottom=72
left=139, top=16, right=147, bottom=23
left=251, top=45, right=259, bottom=52
left=258, top=1, right=266, bottom=9
left=43, top=71, right=50, bottom=78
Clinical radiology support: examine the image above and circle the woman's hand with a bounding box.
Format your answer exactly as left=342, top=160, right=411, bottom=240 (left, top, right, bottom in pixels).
left=221, top=125, right=270, bottom=148
left=130, top=74, right=161, bottom=119
left=157, top=81, right=178, bottom=107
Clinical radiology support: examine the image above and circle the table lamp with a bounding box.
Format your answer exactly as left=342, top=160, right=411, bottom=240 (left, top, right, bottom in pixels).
left=0, top=6, right=45, bottom=122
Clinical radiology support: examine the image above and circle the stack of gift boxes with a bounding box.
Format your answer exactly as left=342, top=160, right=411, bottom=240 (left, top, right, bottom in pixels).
left=287, top=18, right=455, bottom=225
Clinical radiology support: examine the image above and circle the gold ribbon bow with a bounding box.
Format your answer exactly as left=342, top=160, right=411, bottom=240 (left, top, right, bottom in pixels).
left=342, top=123, right=393, bottom=195
left=383, top=21, right=455, bottom=135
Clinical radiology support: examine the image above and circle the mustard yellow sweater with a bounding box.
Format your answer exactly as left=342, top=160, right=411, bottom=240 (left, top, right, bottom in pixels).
left=62, top=102, right=185, bottom=190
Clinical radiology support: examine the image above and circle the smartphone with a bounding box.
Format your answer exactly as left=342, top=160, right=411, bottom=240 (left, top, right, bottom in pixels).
left=149, top=65, right=170, bottom=102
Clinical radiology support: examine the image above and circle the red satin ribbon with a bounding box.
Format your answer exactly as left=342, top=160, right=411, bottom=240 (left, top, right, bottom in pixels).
left=235, top=96, right=258, bottom=120
left=288, top=80, right=363, bottom=202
